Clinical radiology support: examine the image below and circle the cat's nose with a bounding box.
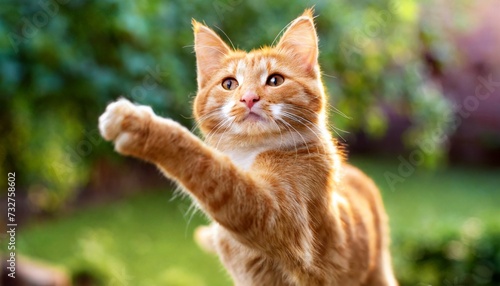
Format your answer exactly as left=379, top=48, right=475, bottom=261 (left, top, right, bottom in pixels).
left=240, top=92, right=260, bottom=109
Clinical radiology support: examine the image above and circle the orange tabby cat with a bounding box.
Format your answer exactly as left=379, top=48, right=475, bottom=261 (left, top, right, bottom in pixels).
left=99, top=9, right=397, bottom=286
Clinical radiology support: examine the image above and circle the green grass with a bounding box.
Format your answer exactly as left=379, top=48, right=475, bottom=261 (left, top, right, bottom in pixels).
left=351, top=157, right=500, bottom=236
left=17, top=157, right=500, bottom=285
left=18, top=192, right=232, bottom=286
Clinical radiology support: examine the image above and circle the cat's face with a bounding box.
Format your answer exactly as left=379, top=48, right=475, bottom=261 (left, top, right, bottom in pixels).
left=193, top=10, right=325, bottom=148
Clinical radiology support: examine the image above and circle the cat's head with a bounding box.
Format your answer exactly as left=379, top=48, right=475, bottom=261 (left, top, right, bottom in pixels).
left=193, top=9, right=327, bottom=149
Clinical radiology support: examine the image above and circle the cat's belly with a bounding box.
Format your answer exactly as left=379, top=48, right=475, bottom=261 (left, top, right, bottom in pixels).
left=213, top=225, right=294, bottom=286
left=211, top=226, right=361, bottom=286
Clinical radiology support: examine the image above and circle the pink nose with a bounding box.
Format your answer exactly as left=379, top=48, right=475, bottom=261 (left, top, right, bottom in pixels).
left=240, top=92, right=260, bottom=109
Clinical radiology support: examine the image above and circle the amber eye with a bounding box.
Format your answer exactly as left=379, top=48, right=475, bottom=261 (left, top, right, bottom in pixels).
left=266, top=74, right=284, bottom=87
left=222, top=78, right=239, bottom=90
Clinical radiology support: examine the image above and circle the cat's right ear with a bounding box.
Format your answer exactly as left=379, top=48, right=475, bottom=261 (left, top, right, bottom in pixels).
left=193, top=20, right=231, bottom=89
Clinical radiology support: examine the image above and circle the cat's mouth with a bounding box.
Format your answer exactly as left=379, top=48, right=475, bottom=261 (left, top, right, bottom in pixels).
left=243, top=111, right=264, bottom=122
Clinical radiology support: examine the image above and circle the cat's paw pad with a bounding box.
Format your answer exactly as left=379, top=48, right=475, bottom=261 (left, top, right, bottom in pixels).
left=99, top=98, right=154, bottom=153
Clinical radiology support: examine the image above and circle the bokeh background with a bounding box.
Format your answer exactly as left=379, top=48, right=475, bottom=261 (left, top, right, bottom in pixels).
left=1, top=0, right=500, bottom=285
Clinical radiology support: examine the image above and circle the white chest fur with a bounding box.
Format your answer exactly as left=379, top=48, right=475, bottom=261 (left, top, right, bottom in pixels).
left=223, top=148, right=263, bottom=170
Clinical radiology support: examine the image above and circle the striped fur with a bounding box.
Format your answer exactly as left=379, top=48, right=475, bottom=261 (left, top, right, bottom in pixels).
left=99, top=9, right=397, bottom=285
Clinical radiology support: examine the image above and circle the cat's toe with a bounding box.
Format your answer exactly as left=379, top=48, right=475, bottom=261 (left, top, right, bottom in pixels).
left=98, top=98, right=135, bottom=141
left=99, top=98, right=157, bottom=157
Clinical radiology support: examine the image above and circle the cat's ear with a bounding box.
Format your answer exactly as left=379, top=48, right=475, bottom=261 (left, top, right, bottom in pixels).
left=192, top=19, right=231, bottom=89
left=276, top=9, right=318, bottom=73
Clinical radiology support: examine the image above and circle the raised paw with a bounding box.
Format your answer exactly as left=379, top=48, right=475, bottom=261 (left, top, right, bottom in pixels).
left=98, top=98, right=155, bottom=156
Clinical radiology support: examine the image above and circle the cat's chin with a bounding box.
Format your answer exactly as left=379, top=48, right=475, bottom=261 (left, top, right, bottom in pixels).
left=232, top=116, right=278, bottom=139
left=244, top=112, right=264, bottom=122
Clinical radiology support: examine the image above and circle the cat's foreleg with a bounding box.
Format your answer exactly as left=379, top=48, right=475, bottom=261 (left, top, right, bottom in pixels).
left=99, top=99, right=283, bottom=249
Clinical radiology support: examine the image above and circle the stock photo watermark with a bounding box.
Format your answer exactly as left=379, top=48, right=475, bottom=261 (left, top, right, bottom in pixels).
left=213, top=0, right=243, bottom=21
left=340, top=1, right=400, bottom=63
left=51, top=128, right=102, bottom=183
left=8, top=0, right=71, bottom=53
left=417, top=259, right=495, bottom=284
left=384, top=73, right=500, bottom=191
left=418, top=276, right=464, bottom=286
left=6, top=172, right=17, bottom=279
left=123, top=64, right=168, bottom=102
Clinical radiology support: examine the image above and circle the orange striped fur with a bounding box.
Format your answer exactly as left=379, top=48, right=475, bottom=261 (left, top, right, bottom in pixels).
left=99, top=9, right=397, bottom=285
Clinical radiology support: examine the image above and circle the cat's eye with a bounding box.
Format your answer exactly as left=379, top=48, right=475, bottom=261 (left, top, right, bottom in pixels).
left=222, top=78, right=239, bottom=90
left=266, top=74, right=285, bottom=87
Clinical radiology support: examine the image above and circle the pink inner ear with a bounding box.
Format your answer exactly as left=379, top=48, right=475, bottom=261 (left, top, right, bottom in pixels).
left=193, top=23, right=231, bottom=88
left=291, top=39, right=318, bottom=72
left=276, top=17, right=319, bottom=73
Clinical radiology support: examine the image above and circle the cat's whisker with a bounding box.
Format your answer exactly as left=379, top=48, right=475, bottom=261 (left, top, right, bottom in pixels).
left=192, top=108, right=224, bottom=133
left=214, top=25, right=236, bottom=51
left=279, top=105, right=334, bottom=149
left=320, top=72, right=337, bottom=79
left=279, top=113, right=312, bottom=156
left=202, top=114, right=234, bottom=149
left=270, top=118, right=285, bottom=149
left=277, top=118, right=299, bottom=160
left=215, top=119, right=235, bottom=150
left=326, top=102, right=352, bottom=120
left=285, top=103, right=351, bottom=129
left=204, top=113, right=234, bottom=140
left=203, top=124, right=225, bottom=145
left=204, top=118, right=231, bottom=145
left=328, top=123, right=350, bottom=135
left=185, top=44, right=229, bottom=57
left=282, top=104, right=350, bottom=142
left=271, top=20, right=296, bottom=47
left=193, top=114, right=218, bottom=133
left=279, top=114, right=310, bottom=153
left=332, top=131, right=346, bottom=142
left=281, top=110, right=328, bottom=153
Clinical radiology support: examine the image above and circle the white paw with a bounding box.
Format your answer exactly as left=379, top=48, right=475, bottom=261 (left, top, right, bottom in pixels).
left=98, top=98, right=154, bottom=152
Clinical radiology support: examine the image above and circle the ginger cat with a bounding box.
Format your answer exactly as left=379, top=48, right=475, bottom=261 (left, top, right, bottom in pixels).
left=99, top=9, right=397, bottom=286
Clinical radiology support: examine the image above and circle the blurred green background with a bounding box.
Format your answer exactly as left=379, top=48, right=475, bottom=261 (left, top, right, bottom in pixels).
left=1, top=0, right=499, bottom=285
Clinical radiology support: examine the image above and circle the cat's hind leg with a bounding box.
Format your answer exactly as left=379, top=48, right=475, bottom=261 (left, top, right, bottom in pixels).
left=362, top=250, right=398, bottom=286
left=194, top=224, right=216, bottom=253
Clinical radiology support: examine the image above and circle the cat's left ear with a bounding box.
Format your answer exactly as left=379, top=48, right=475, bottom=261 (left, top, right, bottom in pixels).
left=193, top=19, right=232, bottom=89
left=276, top=9, right=319, bottom=73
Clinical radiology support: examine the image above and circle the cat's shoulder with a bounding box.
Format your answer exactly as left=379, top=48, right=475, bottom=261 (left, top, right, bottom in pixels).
left=340, top=163, right=382, bottom=202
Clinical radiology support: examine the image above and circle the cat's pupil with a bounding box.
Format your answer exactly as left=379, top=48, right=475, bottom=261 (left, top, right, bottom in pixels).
left=222, top=78, right=238, bottom=90
left=267, top=74, right=284, bottom=86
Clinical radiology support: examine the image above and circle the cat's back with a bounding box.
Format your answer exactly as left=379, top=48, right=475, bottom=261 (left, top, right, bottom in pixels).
left=338, top=163, right=388, bottom=239
left=340, top=163, right=385, bottom=208
left=333, top=163, right=390, bottom=281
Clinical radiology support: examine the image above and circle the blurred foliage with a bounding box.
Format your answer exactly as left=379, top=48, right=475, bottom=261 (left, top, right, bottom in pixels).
left=396, top=224, right=500, bottom=285
left=0, top=0, right=454, bottom=211
left=70, top=230, right=130, bottom=286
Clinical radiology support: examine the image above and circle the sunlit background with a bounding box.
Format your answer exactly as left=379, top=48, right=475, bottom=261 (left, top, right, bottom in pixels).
left=1, top=0, right=500, bottom=285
